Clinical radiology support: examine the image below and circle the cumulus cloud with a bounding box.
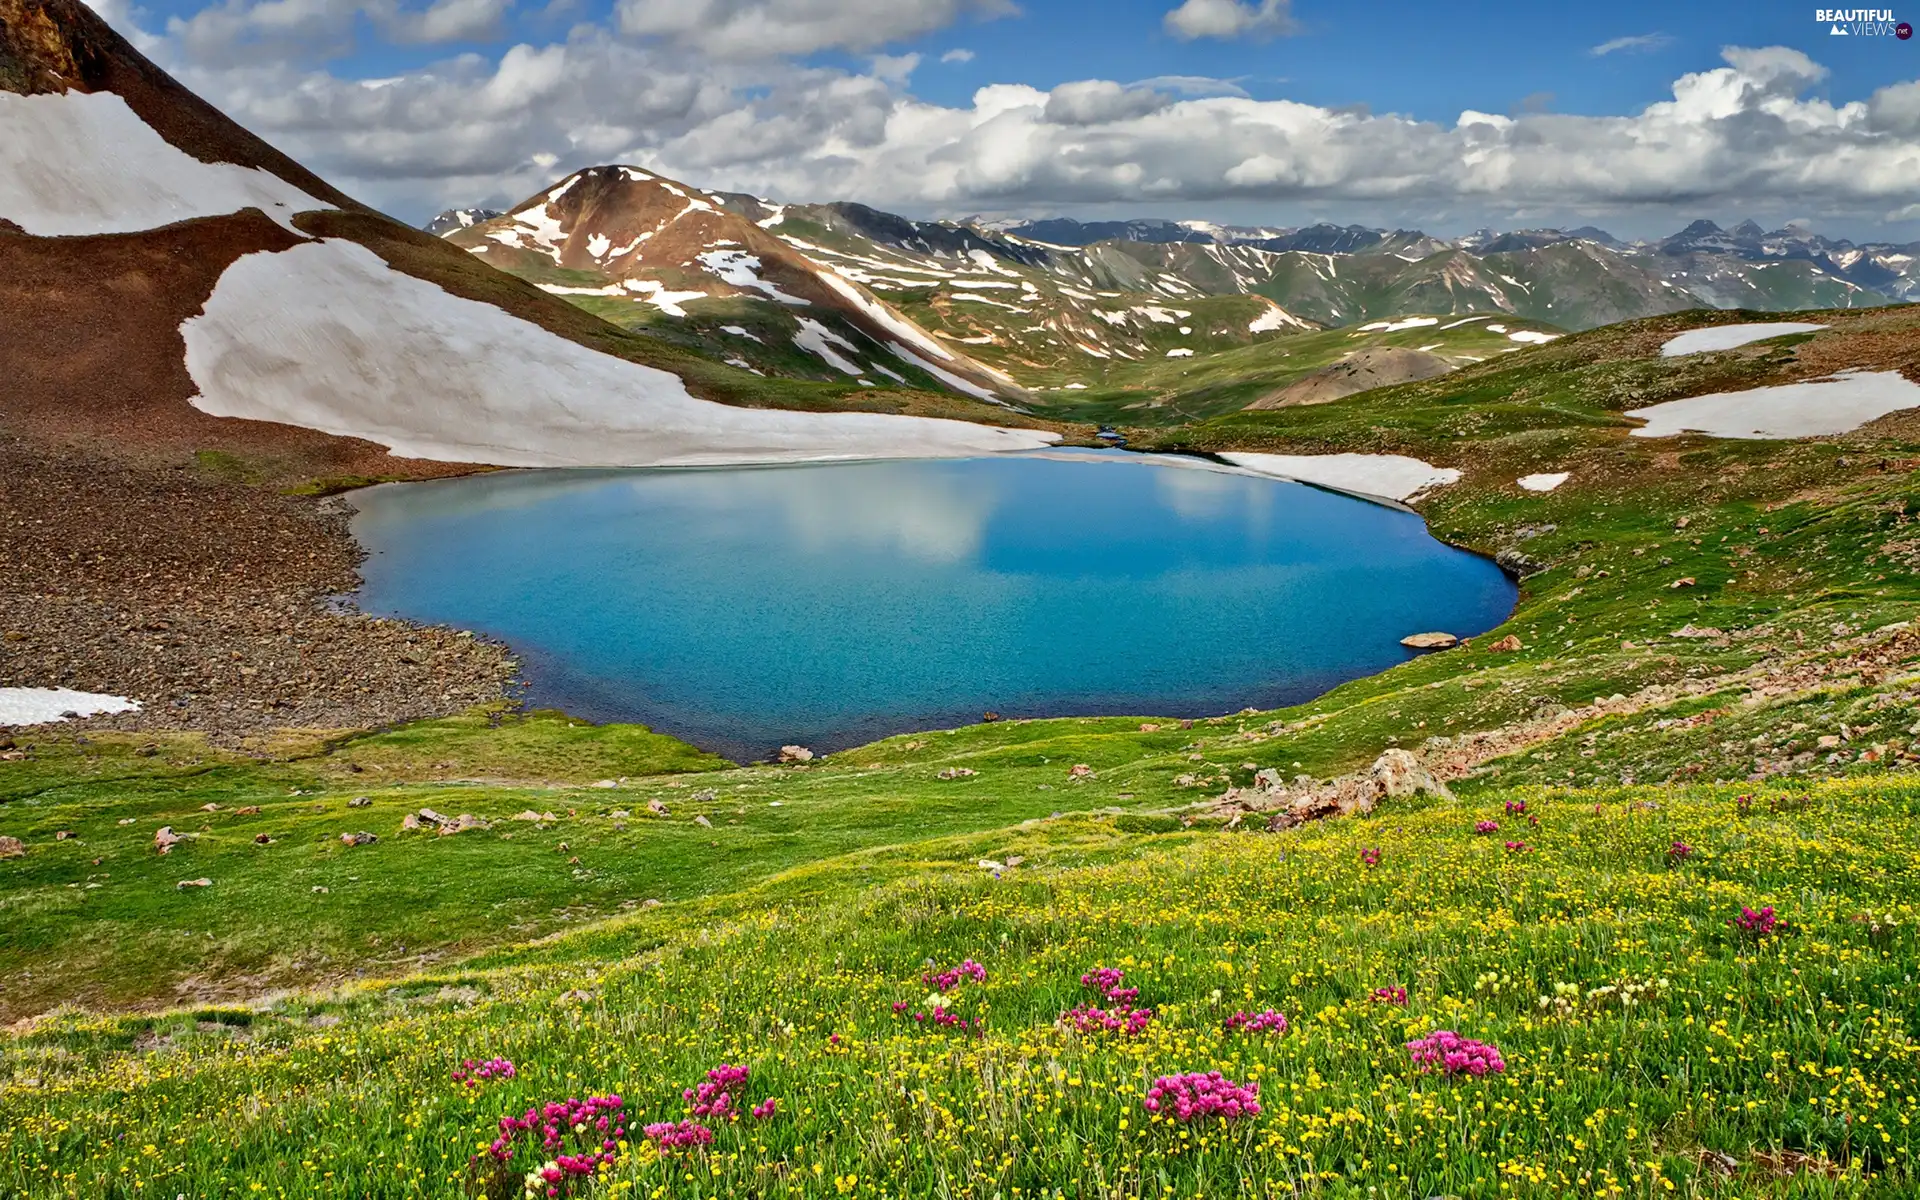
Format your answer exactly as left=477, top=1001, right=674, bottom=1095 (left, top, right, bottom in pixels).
left=113, top=14, right=1920, bottom=236
left=167, top=0, right=509, bottom=62
left=1591, top=32, right=1672, bottom=56
left=1163, top=0, right=1296, bottom=42
left=939, top=47, right=974, bottom=63
left=612, top=0, right=1017, bottom=59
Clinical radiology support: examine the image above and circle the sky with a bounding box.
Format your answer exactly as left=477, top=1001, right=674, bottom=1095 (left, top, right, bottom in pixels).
left=86, top=0, right=1920, bottom=241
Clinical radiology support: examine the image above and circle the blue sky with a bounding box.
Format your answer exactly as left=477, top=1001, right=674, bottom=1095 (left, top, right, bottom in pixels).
left=108, top=0, right=1920, bottom=238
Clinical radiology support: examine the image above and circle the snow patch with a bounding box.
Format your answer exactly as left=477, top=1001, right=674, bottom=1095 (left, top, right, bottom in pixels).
left=0, top=90, right=332, bottom=236
left=697, top=249, right=809, bottom=305
left=815, top=271, right=955, bottom=362
left=888, top=342, right=999, bottom=402
left=792, top=318, right=865, bottom=375
left=1659, top=323, right=1828, bottom=356
left=1517, top=472, right=1570, bottom=493
left=585, top=233, right=611, bottom=258
left=1439, top=315, right=1489, bottom=330
left=1220, top=452, right=1462, bottom=503
left=621, top=279, right=708, bottom=317
left=0, top=687, right=141, bottom=725
left=1165, top=348, right=1194, bottom=357
left=1357, top=316, right=1441, bottom=333
left=719, top=325, right=763, bottom=342
left=1508, top=330, right=1558, bottom=344
left=182, top=239, right=1053, bottom=466
left=1628, top=371, right=1920, bottom=440
left=1248, top=304, right=1307, bottom=333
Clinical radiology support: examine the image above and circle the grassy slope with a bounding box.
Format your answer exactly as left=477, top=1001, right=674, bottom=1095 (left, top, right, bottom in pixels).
left=4, top=305, right=1920, bottom=1195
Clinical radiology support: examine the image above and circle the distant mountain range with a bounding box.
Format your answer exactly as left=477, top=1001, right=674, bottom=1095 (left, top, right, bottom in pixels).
left=431, top=195, right=1913, bottom=372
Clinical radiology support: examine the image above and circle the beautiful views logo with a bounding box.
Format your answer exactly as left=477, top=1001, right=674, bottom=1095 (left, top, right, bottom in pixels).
left=1815, top=7, right=1909, bottom=34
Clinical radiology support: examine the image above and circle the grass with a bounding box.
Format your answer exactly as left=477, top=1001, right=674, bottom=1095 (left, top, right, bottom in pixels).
left=4, top=304, right=1920, bottom=1195
left=3, top=776, right=1915, bottom=1197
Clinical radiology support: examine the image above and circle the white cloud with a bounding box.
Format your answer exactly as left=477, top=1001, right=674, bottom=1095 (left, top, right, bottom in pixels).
left=871, top=52, right=921, bottom=84
left=1163, top=0, right=1296, bottom=42
left=1591, top=32, right=1672, bottom=56
left=111, top=15, right=1920, bottom=238
left=166, top=0, right=509, bottom=61
left=939, top=47, right=974, bottom=63
left=612, top=0, right=1016, bottom=59
left=386, top=0, right=513, bottom=43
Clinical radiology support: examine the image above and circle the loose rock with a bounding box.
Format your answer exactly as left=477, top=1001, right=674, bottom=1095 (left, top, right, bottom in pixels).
left=0, top=836, right=24, bottom=858
left=1400, top=632, right=1459, bottom=650
left=777, top=745, right=814, bottom=763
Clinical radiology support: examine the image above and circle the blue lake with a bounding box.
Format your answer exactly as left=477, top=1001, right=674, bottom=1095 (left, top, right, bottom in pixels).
left=350, top=451, right=1515, bottom=762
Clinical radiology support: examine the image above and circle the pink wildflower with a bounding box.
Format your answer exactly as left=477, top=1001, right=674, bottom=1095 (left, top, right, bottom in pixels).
left=1360, top=847, right=1382, bottom=867
left=1503, top=840, right=1531, bottom=854
left=1668, top=841, right=1693, bottom=861
left=1371, top=985, right=1409, bottom=1006
left=683, top=1064, right=749, bottom=1120
left=1406, top=1030, right=1506, bottom=1077
left=751, top=1098, right=778, bottom=1120
left=1142, top=1072, right=1260, bottom=1123
left=1505, top=800, right=1527, bottom=815
left=643, top=1119, right=713, bottom=1150
left=1733, top=905, right=1779, bottom=937
left=1224, top=1009, right=1288, bottom=1035
left=1062, top=1005, right=1154, bottom=1036
left=451, top=1057, right=516, bottom=1088
left=1080, top=966, right=1139, bottom=1004
left=922, top=959, right=988, bottom=992
left=1475, top=820, right=1499, bottom=835
left=486, top=1093, right=626, bottom=1180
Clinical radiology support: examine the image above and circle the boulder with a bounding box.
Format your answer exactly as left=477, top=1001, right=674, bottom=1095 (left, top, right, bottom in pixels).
left=439, top=814, right=487, bottom=836
left=693, top=814, right=713, bottom=829
left=416, top=808, right=451, bottom=827
left=1487, top=635, right=1524, bottom=653
left=1399, top=632, right=1459, bottom=650
left=0, top=835, right=24, bottom=858
left=1214, top=749, right=1452, bottom=831
left=777, top=745, right=815, bottom=764
left=937, top=767, right=977, bottom=780
left=646, top=799, right=670, bottom=817
left=154, top=826, right=182, bottom=854
left=348, top=797, right=372, bottom=808
left=340, top=831, right=378, bottom=846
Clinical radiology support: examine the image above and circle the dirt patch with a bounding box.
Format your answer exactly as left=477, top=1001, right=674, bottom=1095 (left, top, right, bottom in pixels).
left=0, top=436, right=515, bottom=739
left=1247, top=346, right=1453, bottom=409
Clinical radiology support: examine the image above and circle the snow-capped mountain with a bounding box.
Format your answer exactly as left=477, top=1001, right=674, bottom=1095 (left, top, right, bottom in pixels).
left=425, top=207, right=503, bottom=236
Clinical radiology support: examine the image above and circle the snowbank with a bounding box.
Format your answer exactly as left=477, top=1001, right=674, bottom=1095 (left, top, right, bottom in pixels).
left=1628, top=371, right=1920, bottom=440
left=0, top=688, right=141, bottom=725
left=182, top=239, right=1057, bottom=467
left=0, top=91, right=331, bottom=236
left=1219, top=452, right=1462, bottom=503
left=1517, top=472, right=1570, bottom=492
left=1660, top=323, right=1826, bottom=357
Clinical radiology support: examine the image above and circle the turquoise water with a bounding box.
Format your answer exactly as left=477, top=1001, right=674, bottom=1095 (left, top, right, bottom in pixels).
left=350, top=452, right=1515, bottom=762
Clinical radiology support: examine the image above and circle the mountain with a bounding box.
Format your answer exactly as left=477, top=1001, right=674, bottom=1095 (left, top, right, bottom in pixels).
left=0, top=0, right=1051, bottom=477
left=425, top=207, right=502, bottom=236
left=435, top=171, right=1319, bottom=390
left=438, top=167, right=1028, bottom=399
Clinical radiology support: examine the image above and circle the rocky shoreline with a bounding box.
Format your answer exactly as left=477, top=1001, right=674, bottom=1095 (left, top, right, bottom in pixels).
left=0, top=436, right=517, bottom=741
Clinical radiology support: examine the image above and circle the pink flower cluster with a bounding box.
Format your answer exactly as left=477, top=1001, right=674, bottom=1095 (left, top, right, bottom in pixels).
left=1733, top=905, right=1779, bottom=937
left=451, top=1057, right=516, bottom=1089
left=1360, top=847, right=1382, bottom=867
left=751, top=1098, right=778, bottom=1120
left=1503, top=840, right=1531, bottom=854
left=1143, top=1072, right=1260, bottom=1123
left=1372, top=985, right=1409, bottom=1006
left=923, top=959, right=987, bottom=992
left=1475, top=820, right=1500, bottom=835
left=488, top=1094, right=626, bottom=1188
left=684, top=1064, right=749, bottom=1119
left=642, top=1119, right=712, bottom=1150
left=1505, top=800, right=1527, bottom=815
left=1668, top=841, right=1694, bottom=860
left=896, top=1000, right=979, bottom=1031
left=1224, top=1009, right=1288, bottom=1035
left=1406, top=1030, right=1507, bottom=1077
left=1063, top=1004, right=1154, bottom=1036
left=1080, top=966, right=1140, bottom=1004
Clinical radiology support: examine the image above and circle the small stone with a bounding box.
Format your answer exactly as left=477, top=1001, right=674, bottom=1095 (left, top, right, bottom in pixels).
left=694, top=814, right=713, bottom=828
left=1138, top=723, right=1161, bottom=732
left=1670, top=577, right=1696, bottom=589
left=54, top=830, right=74, bottom=841
left=254, top=833, right=274, bottom=845
left=1399, top=632, right=1459, bottom=650
left=1487, top=635, right=1524, bottom=653
left=311, top=885, right=329, bottom=893
left=234, top=806, right=260, bottom=816
left=1068, top=763, right=1093, bottom=778
left=154, top=827, right=182, bottom=855
left=176, top=878, right=212, bottom=889
left=590, top=779, right=618, bottom=789
left=777, top=745, right=815, bottom=764
left=646, top=799, right=670, bottom=817
left=199, top=803, right=220, bottom=812
left=348, top=797, right=371, bottom=809
left=607, top=810, right=630, bottom=819
left=937, top=767, right=977, bottom=780
left=340, top=831, right=378, bottom=846
left=690, top=790, right=716, bottom=803
left=0, top=836, right=24, bottom=859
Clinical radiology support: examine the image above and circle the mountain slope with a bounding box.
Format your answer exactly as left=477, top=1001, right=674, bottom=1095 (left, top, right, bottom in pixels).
left=0, top=0, right=1054, bottom=476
